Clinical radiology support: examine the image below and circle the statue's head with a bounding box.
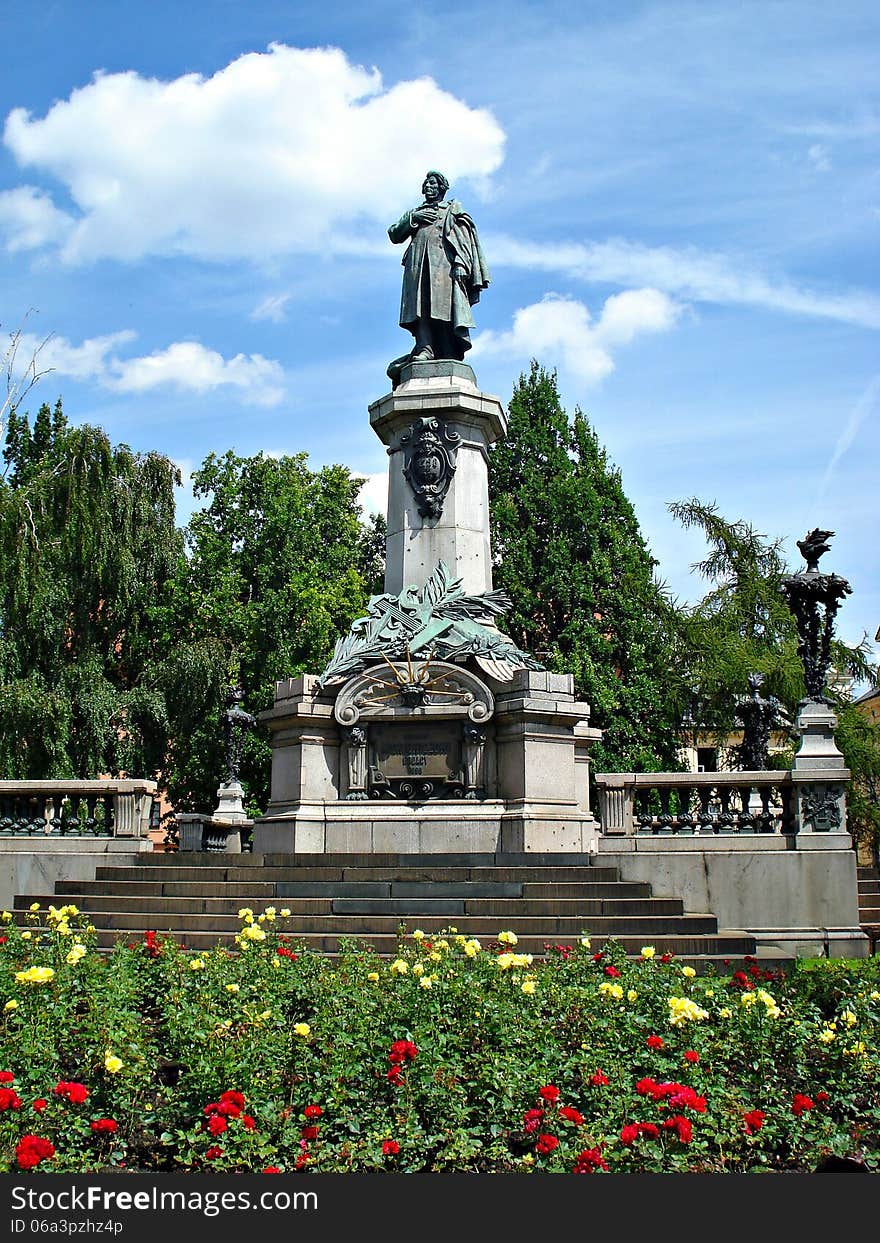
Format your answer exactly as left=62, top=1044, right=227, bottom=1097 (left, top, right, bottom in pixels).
left=422, top=170, right=449, bottom=200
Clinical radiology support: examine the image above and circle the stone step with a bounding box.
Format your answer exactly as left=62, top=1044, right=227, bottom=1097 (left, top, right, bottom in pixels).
left=19, top=909, right=719, bottom=935
left=90, top=927, right=756, bottom=957
left=134, top=851, right=599, bottom=868
left=92, top=864, right=621, bottom=884
left=857, top=880, right=880, bottom=895
left=16, top=893, right=685, bottom=918
left=54, top=878, right=654, bottom=899
left=857, top=867, right=879, bottom=880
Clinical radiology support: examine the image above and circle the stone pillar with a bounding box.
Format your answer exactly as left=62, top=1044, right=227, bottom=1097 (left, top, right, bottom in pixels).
left=791, top=700, right=850, bottom=837
left=369, top=361, right=506, bottom=596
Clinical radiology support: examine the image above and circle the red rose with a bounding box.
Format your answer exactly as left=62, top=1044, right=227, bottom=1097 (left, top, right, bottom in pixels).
left=304, top=1104, right=323, bottom=1119
left=638, top=1122, right=659, bottom=1139
left=205, top=1146, right=223, bottom=1160
left=0, top=1071, right=14, bottom=1083
left=683, top=1051, right=699, bottom=1064
left=382, top=1140, right=400, bottom=1156
left=592, top=952, right=604, bottom=962
left=573, top=1146, right=608, bottom=1174
left=207, top=1115, right=228, bottom=1136
left=90, top=1118, right=118, bottom=1134
left=538, top=1085, right=561, bottom=1103
left=636, top=1077, right=658, bottom=1096
left=241, top=1115, right=256, bottom=1131
left=220, top=1090, right=245, bottom=1110
left=217, top=1100, right=241, bottom=1118
left=300, top=1125, right=319, bottom=1141
left=277, top=946, right=297, bottom=959
left=816, top=1092, right=829, bottom=1104
left=389, top=1039, right=418, bottom=1063
left=16, top=1135, right=55, bottom=1170
left=620, top=1123, right=640, bottom=1145
left=792, top=1094, right=815, bottom=1117
left=662, top=1115, right=693, bottom=1143
left=604, top=965, right=621, bottom=978
left=646, top=1036, right=664, bottom=1050
left=743, top=1110, right=765, bottom=1134
left=660, top=953, right=673, bottom=964
left=263, top=1166, right=282, bottom=1173
left=32, top=1099, right=48, bottom=1113
left=0, top=1087, right=22, bottom=1111
left=536, top=1133, right=559, bottom=1155
left=53, top=1082, right=88, bottom=1105
left=559, top=1106, right=585, bottom=1125
left=386, top=1067, right=403, bottom=1085
left=522, top=1108, right=544, bottom=1134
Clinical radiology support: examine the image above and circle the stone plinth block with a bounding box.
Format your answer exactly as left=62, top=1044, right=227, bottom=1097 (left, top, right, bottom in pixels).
left=369, top=362, right=507, bottom=597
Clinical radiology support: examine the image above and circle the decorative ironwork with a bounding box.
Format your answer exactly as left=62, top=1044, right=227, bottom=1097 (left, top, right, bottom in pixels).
left=781, top=529, right=851, bottom=703
left=222, top=686, right=256, bottom=784
left=800, top=784, right=843, bottom=832
left=733, top=672, right=790, bottom=771
left=400, top=417, right=461, bottom=520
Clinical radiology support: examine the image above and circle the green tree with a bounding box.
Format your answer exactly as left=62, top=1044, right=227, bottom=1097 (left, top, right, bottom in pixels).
left=153, top=450, right=384, bottom=813
left=0, top=400, right=181, bottom=778
left=670, top=497, right=880, bottom=851
left=488, top=362, right=682, bottom=772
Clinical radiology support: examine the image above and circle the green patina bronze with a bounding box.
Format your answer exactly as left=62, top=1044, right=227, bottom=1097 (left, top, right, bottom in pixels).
left=317, top=561, right=543, bottom=689
left=387, top=171, right=490, bottom=382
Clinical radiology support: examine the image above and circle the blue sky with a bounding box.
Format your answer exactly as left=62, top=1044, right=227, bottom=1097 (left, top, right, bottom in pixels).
left=1, top=1, right=877, bottom=673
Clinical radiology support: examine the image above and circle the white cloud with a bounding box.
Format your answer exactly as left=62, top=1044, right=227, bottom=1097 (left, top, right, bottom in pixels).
left=19, top=332, right=285, bottom=406
left=807, top=143, right=831, bottom=172
left=251, top=293, right=292, bottom=323
left=2, top=44, right=505, bottom=264
left=356, top=471, right=388, bottom=518
left=818, top=374, right=880, bottom=501
left=474, top=290, right=681, bottom=384
left=489, top=235, right=880, bottom=330
left=0, top=185, right=74, bottom=252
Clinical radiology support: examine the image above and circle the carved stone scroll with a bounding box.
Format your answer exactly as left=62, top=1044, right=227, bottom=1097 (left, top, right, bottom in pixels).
left=400, top=417, right=461, bottom=520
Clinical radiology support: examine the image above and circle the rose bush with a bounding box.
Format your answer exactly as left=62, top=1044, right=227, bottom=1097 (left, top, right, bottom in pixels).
left=1, top=907, right=878, bottom=1172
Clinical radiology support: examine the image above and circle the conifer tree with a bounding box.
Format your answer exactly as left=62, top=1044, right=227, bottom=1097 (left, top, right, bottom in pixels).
left=489, top=363, right=682, bottom=772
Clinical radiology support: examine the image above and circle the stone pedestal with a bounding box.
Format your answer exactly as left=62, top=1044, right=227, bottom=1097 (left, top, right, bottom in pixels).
left=790, top=700, right=850, bottom=836
left=369, top=361, right=506, bottom=596
left=213, top=780, right=248, bottom=822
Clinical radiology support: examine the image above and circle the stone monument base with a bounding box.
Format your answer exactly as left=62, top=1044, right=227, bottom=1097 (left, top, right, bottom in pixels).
left=253, top=668, right=601, bottom=855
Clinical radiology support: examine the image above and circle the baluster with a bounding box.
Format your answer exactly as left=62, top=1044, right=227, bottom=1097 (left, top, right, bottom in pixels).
left=717, top=786, right=735, bottom=833
left=780, top=785, right=796, bottom=835
left=758, top=785, right=773, bottom=833
left=656, top=787, right=674, bottom=834
left=697, top=786, right=715, bottom=833
left=676, top=785, right=695, bottom=834
left=737, top=784, right=754, bottom=832
left=635, top=789, right=655, bottom=834
left=67, top=793, right=81, bottom=836
left=84, top=795, right=98, bottom=835
left=102, top=794, right=115, bottom=836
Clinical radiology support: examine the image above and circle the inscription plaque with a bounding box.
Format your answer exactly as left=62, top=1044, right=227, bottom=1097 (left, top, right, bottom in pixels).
left=368, top=722, right=464, bottom=799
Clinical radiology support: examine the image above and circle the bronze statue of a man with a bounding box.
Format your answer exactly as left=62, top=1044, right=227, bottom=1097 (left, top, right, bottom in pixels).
left=388, top=171, right=490, bottom=367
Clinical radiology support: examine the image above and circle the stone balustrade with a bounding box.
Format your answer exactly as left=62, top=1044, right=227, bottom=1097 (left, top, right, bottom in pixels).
left=0, top=780, right=157, bottom=839
left=594, top=769, right=842, bottom=838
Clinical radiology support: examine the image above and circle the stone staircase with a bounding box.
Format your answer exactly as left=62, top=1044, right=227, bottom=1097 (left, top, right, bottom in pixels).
left=858, top=867, right=880, bottom=954
left=15, top=851, right=758, bottom=962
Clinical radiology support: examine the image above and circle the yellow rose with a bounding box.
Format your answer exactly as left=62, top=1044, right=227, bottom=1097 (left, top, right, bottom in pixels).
left=104, top=1052, right=123, bottom=1074
left=668, top=996, right=708, bottom=1026
left=390, top=959, right=408, bottom=975
left=412, top=930, right=425, bottom=941
left=598, top=982, right=624, bottom=1000
left=521, top=979, right=537, bottom=995
left=293, top=1022, right=311, bottom=1037
left=419, top=976, right=433, bottom=989
left=429, top=952, right=442, bottom=963
left=498, top=930, right=518, bottom=946
left=412, top=963, right=425, bottom=976
left=20, top=931, right=31, bottom=941
left=61, top=905, right=79, bottom=917
left=226, top=983, right=240, bottom=993
left=240, top=924, right=266, bottom=942
left=66, top=944, right=87, bottom=965
left=682, top=966, right=696, bottom=978
left=189, top=958, right=205, bottom=971
left=840, top=1009, right=857, bottom=1027
left=719, top=1007, right=732, bottom=1019
left=4, top=999, right=18, bottom=1011
left=464, top=939, right=481, bottom=958
left=15, top=966, right=55, bottom=985
left=280, top=909, right=291, bottom=918
left=1, top=911, right=12, bottom=923
left=641, top=946, right=656, bottom=959
left=28, top=903, right=40, bottom=913
left=580, top=937, right=591, bottom=949
left=818, top=1028, right=835, bottom=1044
left=627, top=989, right=638, bottom=1002
left=435, top=940, right=449, bottom=952
left=367, top=972, right=380, bottom=982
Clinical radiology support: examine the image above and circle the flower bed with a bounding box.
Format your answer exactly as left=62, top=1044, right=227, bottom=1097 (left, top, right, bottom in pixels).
left=1, top=905, right=878, bottom=1173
